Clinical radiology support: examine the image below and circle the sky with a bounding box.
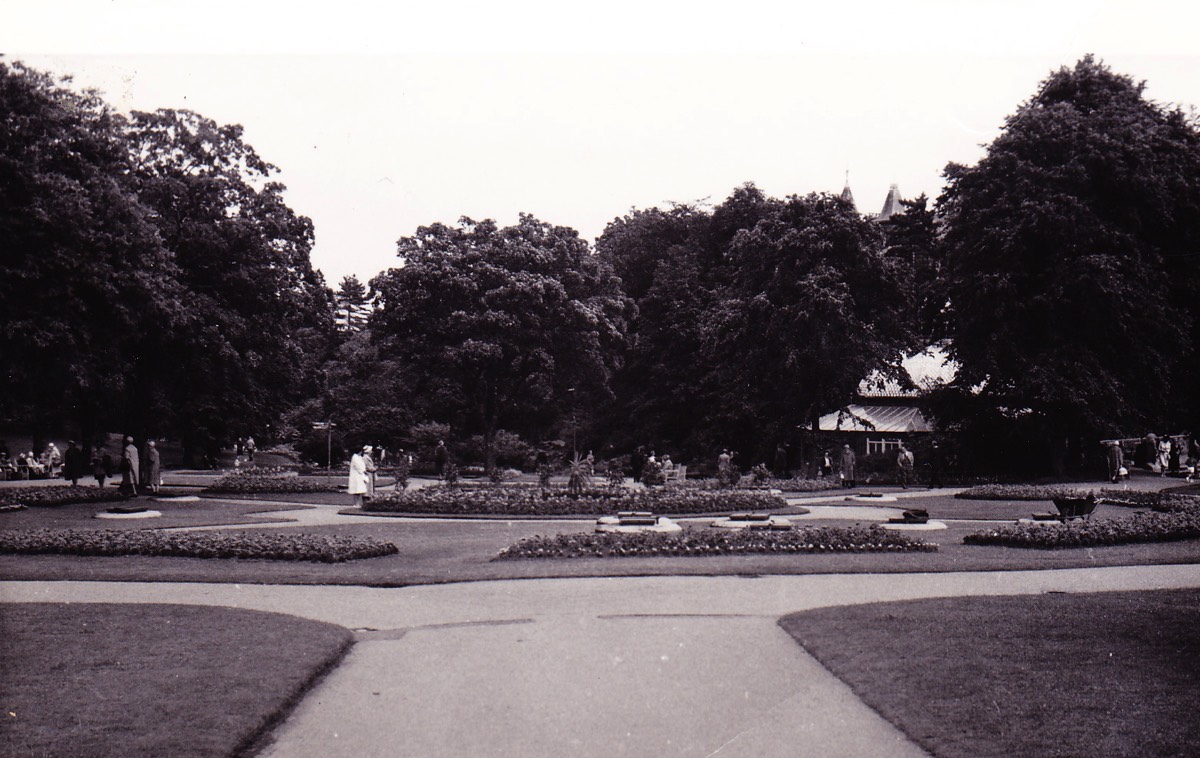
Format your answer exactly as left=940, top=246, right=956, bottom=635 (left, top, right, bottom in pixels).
left=6, top=1, right=1199, bottom=287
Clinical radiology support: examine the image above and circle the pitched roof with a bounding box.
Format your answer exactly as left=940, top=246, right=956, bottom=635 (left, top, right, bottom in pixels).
left=876, top=183, right=903, bottom=220
left=818, top=404, right=931, bottom=433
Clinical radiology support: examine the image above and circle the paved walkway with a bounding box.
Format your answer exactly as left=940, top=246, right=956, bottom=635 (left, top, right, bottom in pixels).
left=7, top=564, right=1200, bottom=757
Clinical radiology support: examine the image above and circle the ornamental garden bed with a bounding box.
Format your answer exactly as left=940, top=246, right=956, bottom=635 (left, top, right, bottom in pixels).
left=0, top=485, right=130, bottom=508
left=1098, top=490, right=1200, bottom=512
left=964, top=507, right=1200, bottom=549
left=364, top=483, right=788, bottom=516
left=0, top=528, right=398, bottom=562
left=495, top=524, right=937, bottom=559
left=956, top=484, right=1097, bottom=501
left=203, top=466, right=339, bottom=495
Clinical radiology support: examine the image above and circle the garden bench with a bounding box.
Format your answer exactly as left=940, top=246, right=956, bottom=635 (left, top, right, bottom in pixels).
left=664, top=464, right=687, bottom=484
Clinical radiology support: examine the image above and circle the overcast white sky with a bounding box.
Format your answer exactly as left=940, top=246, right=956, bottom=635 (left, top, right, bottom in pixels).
left=6, top=1, right=1199, bottom=286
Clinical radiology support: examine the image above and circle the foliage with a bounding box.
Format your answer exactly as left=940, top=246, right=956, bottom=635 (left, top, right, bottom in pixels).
left=963, top=508, right=1200, bottom=548
left=363, top=483, right=786, bottom=515
left=596, top=184, right=917, bottom=464
left=494, top=525, right=938, bottom=560
left=936, top=56, right=1200, bottom=463
left=749, top=463, right=772, bottom=484
left=203, top=466, right=336, bottom=494
left=0, top=528, right=398, bottom=562
left=0, top=485, right=129, bottom=508
left=641, top=459, right=666, bottom=486
left=956, top=484, right=1095, bottom=501
left=0, top=62, right=178, bottom=441
left=371, top=215, right=633, bottom=469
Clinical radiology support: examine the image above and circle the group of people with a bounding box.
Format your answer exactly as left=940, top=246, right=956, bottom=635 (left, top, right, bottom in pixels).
left=1109, top=433, right=1199, bottom=483
left=0, top=443, right=62, bottom=480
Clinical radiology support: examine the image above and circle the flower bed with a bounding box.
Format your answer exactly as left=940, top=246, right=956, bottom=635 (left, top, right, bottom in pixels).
left=681, top=478, right=840, bottom=493
left=203, top=466, right=337, bottom=495
left=0, top=486, right=129, bottom=508
left=1098, top=490, right=1200, bottom=513
left=0, top=528, right=398, bottom=562
left=495, top=525, right=937, bottom=559
left=364, top=484, right=787, bottom=515
left=963, top=509, right=1200, bottom=549
left=956, top=484, right=1093, bottom=501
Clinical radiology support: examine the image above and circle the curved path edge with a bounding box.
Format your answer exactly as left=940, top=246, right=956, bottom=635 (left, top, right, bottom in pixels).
left=6, top=565, right=1200, bottom=757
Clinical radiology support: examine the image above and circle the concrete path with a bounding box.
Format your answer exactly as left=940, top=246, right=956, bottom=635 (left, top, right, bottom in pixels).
left=7, top=564, right=1200, bottom=757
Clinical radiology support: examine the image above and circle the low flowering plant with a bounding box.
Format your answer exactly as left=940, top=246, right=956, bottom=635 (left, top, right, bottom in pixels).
left=495, top=524, right=938, bottom=560
left=956, top=484, right=1093, bottom=501
left=204, top=466, right=337, bottom=495
left=0, top=486, right=129, bottom=508
left=964, top=508, right=1200, bottom=549
left=0, top=528, right=398, bottom=562
left=365, top=483, right=787, bottom=516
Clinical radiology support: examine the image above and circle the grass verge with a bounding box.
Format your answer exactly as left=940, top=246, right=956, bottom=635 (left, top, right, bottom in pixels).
left=780, top=589, right=1200, bottom=758
left=0, top=603, right=351, bottom=758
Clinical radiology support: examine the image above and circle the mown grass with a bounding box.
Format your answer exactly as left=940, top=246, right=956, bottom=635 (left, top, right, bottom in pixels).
left=780, top=589, right=1200, bottom=758
left=0, top=603, right=351, bottom=758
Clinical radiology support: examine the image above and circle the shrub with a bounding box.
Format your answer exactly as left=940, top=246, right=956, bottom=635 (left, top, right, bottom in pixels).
left=0, top=486, right=129, bottom=508
left=642, top=460, right=666, bottom=486
left=0, top=529, right=398, bottom=562
left=364, top=483, right=787, bottom=516
left=956, top=484, right=1094, bottom=501
left=203, top=466, right=337, bottom=494
left=495, top=525, right=938, bottom=560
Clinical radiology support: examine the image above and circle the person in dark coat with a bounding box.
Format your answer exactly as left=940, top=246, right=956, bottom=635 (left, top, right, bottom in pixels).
left=1104, top=440, right=1125, bottom=484
left=63, top=440, right=85, bottom=486
left=630, top=447, right=647, bottom=483
left=838, top=444, right=857, bottom=488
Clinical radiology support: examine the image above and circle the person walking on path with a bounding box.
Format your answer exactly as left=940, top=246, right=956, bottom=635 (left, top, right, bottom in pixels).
left=896, top=444, right=914, bottom=489
left=1105, top=440, right=1125, bottom=483
left=120, top=436, right=140, bottom=496
left=145, top=441, right=161, bottom=494
left=63, top=441, right=84, bottom=486
left=245, top=436, right=256, bottom=463
left=348, top=446, right=369, bottom=506
left=838, top=444, right=857, bottom=488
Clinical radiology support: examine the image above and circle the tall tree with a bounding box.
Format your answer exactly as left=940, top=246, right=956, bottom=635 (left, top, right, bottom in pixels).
left=124, top=108, right=334, bottom=457
left=937, top=56, right=1200, bottom=471
left=371, top=215, right=632, bottom=468
left=709, top=190, right=918, bottom=455
left=0, top=62, right=177, bottom=446
left=334, top=274, right=371, bottom=332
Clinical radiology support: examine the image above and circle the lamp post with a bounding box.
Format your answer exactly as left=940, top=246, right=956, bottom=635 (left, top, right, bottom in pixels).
left=312, top=420, right=335, bottom=482
left=567, top=388, right=576, bottom=459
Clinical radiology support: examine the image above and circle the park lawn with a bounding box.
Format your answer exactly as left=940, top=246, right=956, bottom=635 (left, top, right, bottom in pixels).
left=780, top=589, right=1200, bottom=758
left=0, top=603, right=351, bottom=758
left=0, top=498, right=310, bottom=530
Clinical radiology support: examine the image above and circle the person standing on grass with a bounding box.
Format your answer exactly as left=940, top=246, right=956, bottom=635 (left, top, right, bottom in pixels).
left=120, top=436, right=140, bottom=496
left=348, top=445, right=369, bottom=506
left=897, top=443, right=914, bottom=489
left=64, top=440, right=84, bottom=486
left=838, top=444, right=857, bottom=488
left=245, top=436, right=256, bottom=462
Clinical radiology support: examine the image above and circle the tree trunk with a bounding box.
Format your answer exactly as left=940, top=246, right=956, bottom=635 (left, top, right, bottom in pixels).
left=807, top=412, right=821, bottom=478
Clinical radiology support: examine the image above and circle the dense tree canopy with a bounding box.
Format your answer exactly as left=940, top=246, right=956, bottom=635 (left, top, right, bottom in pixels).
left=0, top=62, right=178, bottom=444
left=0, top=62, right=334, bottom=457
left=371, top=215, right=633, bottom=468
left=937, top=56, right=1200, bottom=468
left=598, top=184, right=919, bottom=465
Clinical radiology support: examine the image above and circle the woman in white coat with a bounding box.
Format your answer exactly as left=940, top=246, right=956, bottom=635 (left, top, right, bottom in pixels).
left=348, top=446, right=369, bottom=506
